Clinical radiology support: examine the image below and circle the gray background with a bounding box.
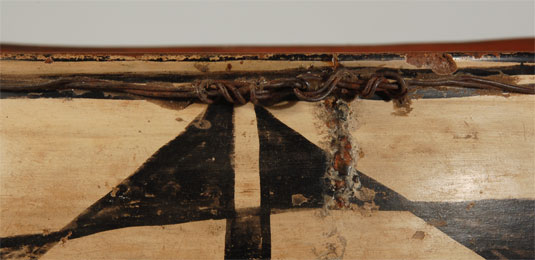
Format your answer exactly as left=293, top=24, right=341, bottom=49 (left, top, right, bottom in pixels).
left=1, top=0, right=534, bottom=46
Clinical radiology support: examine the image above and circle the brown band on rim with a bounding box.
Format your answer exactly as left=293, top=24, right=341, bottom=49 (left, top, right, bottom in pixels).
left=1, top=38, right=533, bottom=55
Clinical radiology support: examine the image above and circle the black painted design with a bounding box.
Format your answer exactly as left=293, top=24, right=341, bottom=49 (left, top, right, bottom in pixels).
left=410, top=200, right=535, bottom=260
left=1, top=104, right=326, bottom=260
left=455, top=65, right=535, bottom=77
left=253, top=107, right=535, bottom=259
left=225, top=106, right=328, bottom=259
left=255, top=106, right=327, bottom=210
left=449, top=52, right=535, bottom=63
left=1, top=101, right=533, bottom=260
left=1, top=103, right=235, bottom=259
left=355, top=171, right=535, bottom=259
left=339, top=53, right=535, bottom=63
left=225, top=213, right=271, bottom=260
left=0, top=89, right=136, bottom=100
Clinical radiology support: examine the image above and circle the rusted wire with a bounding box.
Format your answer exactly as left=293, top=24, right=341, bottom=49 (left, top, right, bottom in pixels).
left=1, top=69, right=533, bottom=104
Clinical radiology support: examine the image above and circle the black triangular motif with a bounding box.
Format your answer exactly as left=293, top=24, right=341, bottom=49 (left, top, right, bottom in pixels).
left=1, top=104, right=236, bottom=259
left=66, top=103, right=235, bottom=232
left=255, top=106, right=327, bottom=210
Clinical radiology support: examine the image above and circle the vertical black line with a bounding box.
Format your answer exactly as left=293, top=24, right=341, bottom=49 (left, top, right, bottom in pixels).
left=224, top=214, right=267, bottom=260
left=259, top=209, right=271, bottom=259
left=259, top=150, right=272, bottom=259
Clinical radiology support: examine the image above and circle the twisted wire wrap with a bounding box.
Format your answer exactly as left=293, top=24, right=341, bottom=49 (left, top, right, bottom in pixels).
left=2, top=68, right=533, bottom=104
left=191, top=69, right=417, bottom=104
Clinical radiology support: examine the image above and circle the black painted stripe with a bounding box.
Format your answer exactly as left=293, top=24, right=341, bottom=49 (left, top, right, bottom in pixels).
left=409, top=200, right=535, bottom=260
left=1, top=63, right=532, bottom=100
left=450, top=52, right=535, bottom=63
left=224, top=213, right=270, bottom=260
left=0, top=90, right=137, bottom=100
left=3, top=52, right=533, bottom=63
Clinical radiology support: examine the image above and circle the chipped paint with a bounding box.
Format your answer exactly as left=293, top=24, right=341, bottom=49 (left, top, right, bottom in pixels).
left=405, top=52, right=458, bottom=75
